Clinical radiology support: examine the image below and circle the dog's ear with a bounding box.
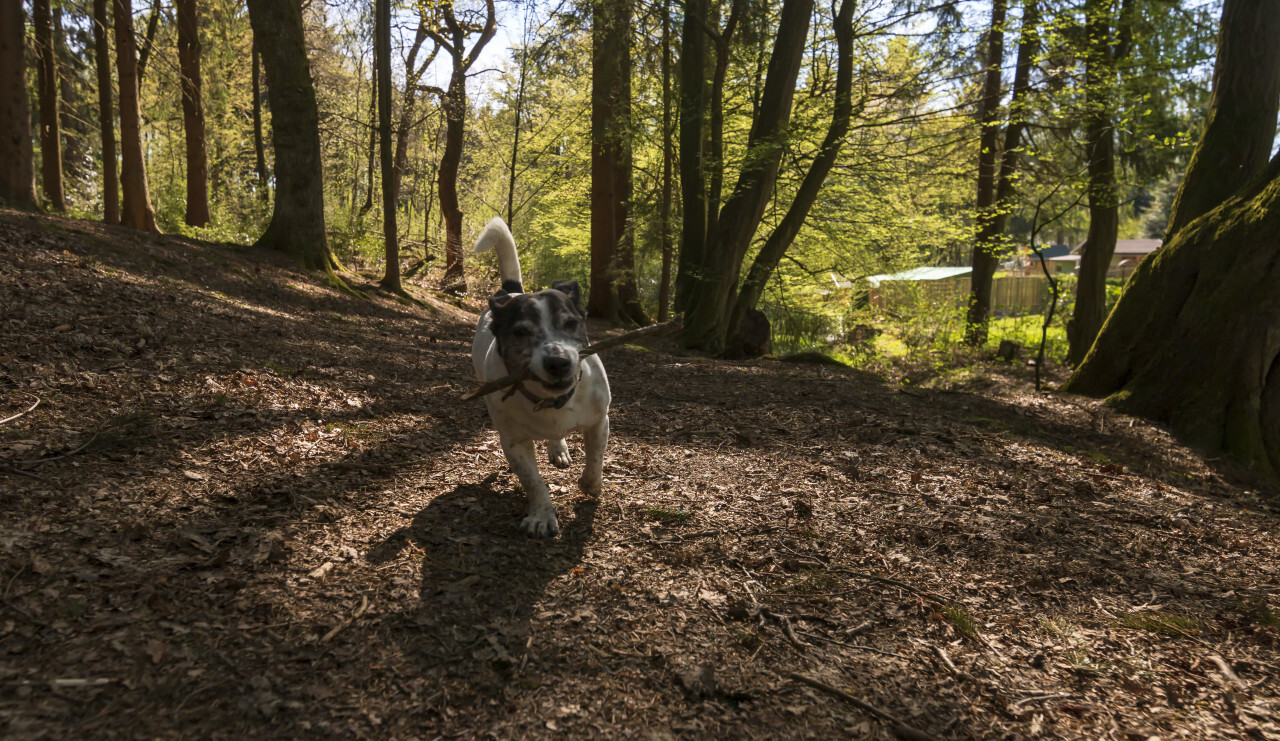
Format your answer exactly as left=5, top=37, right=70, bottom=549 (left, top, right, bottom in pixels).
left=488, top=292, right=515, bottom=316
left=550, top=280, right=584, bottom=312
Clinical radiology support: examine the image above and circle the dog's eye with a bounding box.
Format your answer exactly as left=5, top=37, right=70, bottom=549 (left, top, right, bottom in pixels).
left=563, top=319, right=580, bottom=331
left=513, top=326, right=535, bottom=339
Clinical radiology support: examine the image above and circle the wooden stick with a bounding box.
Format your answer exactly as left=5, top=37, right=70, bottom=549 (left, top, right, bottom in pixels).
left=785, top=672, right=938, bottom=741
left=0, top=396, right=40, bottom=426
left=462, top=317, right=683, bottom=402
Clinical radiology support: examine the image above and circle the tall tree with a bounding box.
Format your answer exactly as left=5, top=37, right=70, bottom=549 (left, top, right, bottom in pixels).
left=656, top=0, right=674, bottom=322
left=34, top=0, right=66, bottom=210
left=252, top=40, right=267, bottom=202
left=177, top=0, right=210, bottom=227
left=393, top=21, right=436, bottom=203
left=1065, top=0, right=1280, bottom=481
left=1067, top=0, right=1132, bottom=364
left=966, top=0, right=1040, bottom=344
left=725, top=0, right=856, bottom=355
left=678, top=0, right=815, bottom=352
left=113, top=0, right=159, bottom=232
left=245, top=0, right=338, bottom=273
left=376, top=0, right=400, bottom=292
left=0, top=0, right=37, bottom=208
left=589, top=0, right=647, bottom=323
left=92, top=0, right=119, bottom=223
left=425, top=0, right=496, bottom=293
left=673, top=0, right=709, bottom=311
left=964, top=0, right=1008, bottom=343
left=1162, top=0, right=1280, bottom=240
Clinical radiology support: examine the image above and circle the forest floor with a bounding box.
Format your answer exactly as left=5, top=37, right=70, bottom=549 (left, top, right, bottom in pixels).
left=1, top=208, right=1278, bottom=741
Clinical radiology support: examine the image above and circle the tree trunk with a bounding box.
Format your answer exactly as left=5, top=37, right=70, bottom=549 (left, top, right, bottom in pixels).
left=393, top=24, right=432, bottom=203
left=1065, top=154, right=1280, bottom=481
left=1163, top=0, right=1280, bottom=240
left=252, top=41, right=267, bottom=202
left=589, top=0, right=646, bottom=323
left=1067, top=0, right=1129, bottom=365
left=680, top=0, right=814, bottom=352
left=657, top=0, right=674, bottom=322
left=34, top=0, right=65, bottom=210
left=704, top=0, right=744, bottom=254
left=0, top=0, right=37, bottom=208
left=114, top=0, right=159, bottom=232
left=964, top=0, right=1008, bottom=344
left=245, top=0, right=335, bottom=273
left=674, top=0, right=709, bottom=311
left=361, top=40, right=377, bottom=216
left=177, top=0, right=210, bottom=227
left=725, top=0, right=855, bottom=356
left=376, top=0, right=400, bottom=292
left=92, top=0, right=119, bottom=223
left=135, top=0, right=160, bottom=83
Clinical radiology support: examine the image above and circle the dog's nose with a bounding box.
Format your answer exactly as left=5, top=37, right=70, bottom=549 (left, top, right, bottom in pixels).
left=543, top=355, right=573, bottom=377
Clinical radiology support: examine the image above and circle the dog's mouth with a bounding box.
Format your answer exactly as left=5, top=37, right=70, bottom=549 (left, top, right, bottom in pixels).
left=532, top=375, right=576, bottom=393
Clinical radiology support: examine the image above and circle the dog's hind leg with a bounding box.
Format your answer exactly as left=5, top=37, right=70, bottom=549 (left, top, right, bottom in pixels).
left=547, top=439, right=571, bottom=469
left=577, top=416, right=608, bottom=497
left=502, top=437, right=559, bottom=537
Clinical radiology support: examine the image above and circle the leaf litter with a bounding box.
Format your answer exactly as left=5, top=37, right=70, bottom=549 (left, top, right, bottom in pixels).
left=1, top=210, right=1278, bottom=739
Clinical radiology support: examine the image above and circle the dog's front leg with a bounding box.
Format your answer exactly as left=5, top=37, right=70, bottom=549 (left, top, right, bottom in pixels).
left=502, top=438, right=559, bottom=537
left=577, top=415, right=608, bottom=497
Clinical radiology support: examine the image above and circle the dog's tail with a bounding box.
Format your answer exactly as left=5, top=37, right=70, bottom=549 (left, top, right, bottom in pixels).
left=473, top=217, right=523, bottom=292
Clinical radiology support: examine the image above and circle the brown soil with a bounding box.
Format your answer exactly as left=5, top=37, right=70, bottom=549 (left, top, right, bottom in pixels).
left=1, top=209, right=1278, bottom=740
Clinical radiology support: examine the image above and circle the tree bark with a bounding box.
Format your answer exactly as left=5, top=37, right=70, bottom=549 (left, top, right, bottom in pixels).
left=376, top=0, right=400, bottom=292
left=393, top=23, right=433, bottom=203
left=0, top=0, right=37, bottom=208
left=1065, top=154, right=1280, bottom=481
left=963, top=0, right=1009, bottom=344
left=252, top=40, right=267, bottom=202
left=1068, top=0, right=1131, bottom=365
left=674, top=0, right=709, bottom=311
left=177, top=0, right=210, bottom=227
left=114, top=0, right=159, bottom=232
left=34, top=0, right=65, bottom=211
left=245, top=0, right=335, bottom=272
left=92, top=0, right=119, bottom=223
left=680, top=0, right=814, bottom=352
left=725, top=0, right=856, bottom=355
left=657, top=0, right=674, bottom=322
left=589, top=0, right=646, bottom=323
left=428, top=0, right=496, bottom=293
left=1163, top=0, right=1280, bottom=240
left=135, top=0, right=160, bottom=82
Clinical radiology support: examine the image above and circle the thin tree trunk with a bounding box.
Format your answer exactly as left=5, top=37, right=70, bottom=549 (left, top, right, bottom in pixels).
left=245, top=0, right=336, bottom=274
left=657, top=0, right=674, bottom=322
left=34, top=0, right=66, bottom=210
left=725, top=0, right=856, bottom=356
left=393, top=24, right=432, bottom=201
left=0, top=0, right=37, bottom=208
left=92, top=0, right=119, bottom=223
left=704, top=0, right=743, bottom=250
left=114, top=0, right=159, bottom=232
left=135, top=0, right=160, bottom=83
left=376, top=0, right=400, bottom=292
left=674, top=0, right=709, bottom=311
left=1163, top=0, right=1280, bottom=240
left=963, top=0, right=1008, bottom=345
left=177, top=0, right=210, bottom=227
left=252, top=41, right=267, bottom=202
left=681, top=0, right=815, bottom=352
left=361, top=39, right=377, bottom=216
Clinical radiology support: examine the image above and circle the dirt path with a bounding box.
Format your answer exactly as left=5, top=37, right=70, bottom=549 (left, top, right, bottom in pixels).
left=1, top=211, right=1277, bottom=740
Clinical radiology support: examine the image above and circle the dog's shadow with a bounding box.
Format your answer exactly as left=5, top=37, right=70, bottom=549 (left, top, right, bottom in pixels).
left=366, top=474, right=597, bottom=690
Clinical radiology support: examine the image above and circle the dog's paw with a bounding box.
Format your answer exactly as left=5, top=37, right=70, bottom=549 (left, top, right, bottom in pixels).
left=577, top=473, right=602, bottom=498
left=521, top=509, right=560, bottom=538
left=548, top=439, right=571, bottom=469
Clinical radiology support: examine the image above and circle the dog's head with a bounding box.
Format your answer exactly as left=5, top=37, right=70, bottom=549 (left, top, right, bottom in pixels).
left=487, top=280, right=588, bottom=393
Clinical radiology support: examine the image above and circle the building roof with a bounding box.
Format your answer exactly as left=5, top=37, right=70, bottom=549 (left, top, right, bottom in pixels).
left=1072, top=238, right=1162, bottom=256
left=866, top=266, right=973, bottom=287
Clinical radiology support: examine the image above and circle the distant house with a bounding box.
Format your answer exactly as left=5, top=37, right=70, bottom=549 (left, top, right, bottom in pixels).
left=865, top=266, right=1049, bottom=313
left=1051, top=238, right=1162, bottom=279
left=1003, top=244, right=1070, bottom=276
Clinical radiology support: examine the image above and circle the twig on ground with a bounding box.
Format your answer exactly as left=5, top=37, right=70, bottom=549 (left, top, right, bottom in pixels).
left=785, top=672, right=938, bottom=741
left=1208, top=654, right=1249, bottom=692
left=320, top=594, right=370, bottom=644
left=0, top=465, right=46, bottom=481
left=1011, top=693, right=1076, bottom=708
left=462, top=317, right=682, bottom=401
left=798, top=631, right=913, bottom=661
left=23, top=432, right=98, bottom=468
left=0, top=396, right=40, bottom=426
left=834, top=569, right=948, bottom=604
left=932, top=645, right=964, bottom=678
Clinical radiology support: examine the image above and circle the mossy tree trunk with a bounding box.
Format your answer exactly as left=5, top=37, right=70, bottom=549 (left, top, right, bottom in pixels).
left=0, top=0, right=38, bottom=209
left=1065, top=154, right=1280, bottom=481
left=114, top=0, right=159, bottom=232
left=245, top=0, right=335, bottom=272
left=1162, top=0, right=1280, bottom=241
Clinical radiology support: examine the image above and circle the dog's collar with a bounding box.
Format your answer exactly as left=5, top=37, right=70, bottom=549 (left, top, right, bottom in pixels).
left=500, top=370, right=583, bottom=411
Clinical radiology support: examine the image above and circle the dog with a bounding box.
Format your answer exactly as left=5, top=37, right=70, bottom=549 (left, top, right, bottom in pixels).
left=471, top=217, right=610, bottom=537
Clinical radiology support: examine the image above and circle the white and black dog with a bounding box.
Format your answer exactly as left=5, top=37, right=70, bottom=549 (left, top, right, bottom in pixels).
left=471, top=217, right=610, bottom=538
